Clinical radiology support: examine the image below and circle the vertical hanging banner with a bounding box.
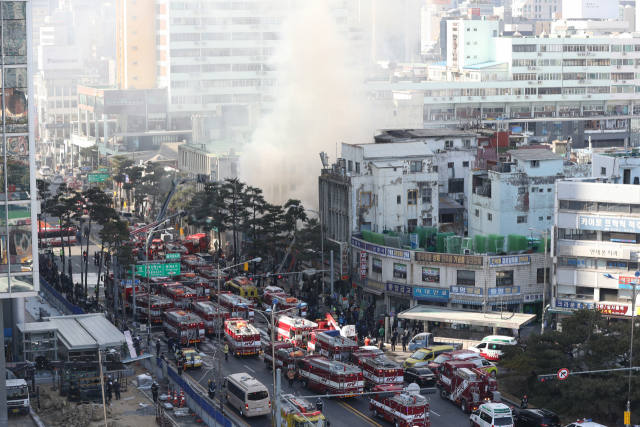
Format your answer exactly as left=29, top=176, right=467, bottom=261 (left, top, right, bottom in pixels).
left=359, top=251, right=367, bottom=280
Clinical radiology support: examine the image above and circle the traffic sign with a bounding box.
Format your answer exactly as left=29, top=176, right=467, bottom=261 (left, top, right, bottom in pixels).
left=624, top=411, right=630, bottom=425
left=88, top=173, right=109, bottom=182
left=557, top=368, right=569, bottom=380
left=81, top=166, right=91, bottom=171
left=132, top=262, right=181, bottom=278
left=120, top=279, right=141, bottom=286
left=165, top=253, right=181, bottom=260
left=389, top=311, right=395, bottom=318
left=98, top=166, right=108, bottom=172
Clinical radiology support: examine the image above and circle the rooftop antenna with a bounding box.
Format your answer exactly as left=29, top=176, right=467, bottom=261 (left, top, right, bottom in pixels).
left=319, top=152, right=329, bottom=170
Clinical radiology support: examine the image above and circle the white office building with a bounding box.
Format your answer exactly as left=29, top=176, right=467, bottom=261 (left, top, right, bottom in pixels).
left=364, top=19, right=640, bottom=148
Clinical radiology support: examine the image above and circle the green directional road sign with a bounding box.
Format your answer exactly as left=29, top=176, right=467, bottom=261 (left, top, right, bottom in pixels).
left=165, top=253, right=181, bottom=260
left=133, top=262, right=181, bottom=278
left=98, top=166, right=108, bottom=172
left=88, top=173, right=109, bottom=183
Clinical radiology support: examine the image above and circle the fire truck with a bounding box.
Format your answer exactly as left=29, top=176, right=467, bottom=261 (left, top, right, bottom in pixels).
left=263, top=342, right=308, bottom=374
left=104, top=274, right=143, bottom=312
left=262, top=289, right=307, bottom=317
left=362, top=356, right=404, bottom=391
left=351, top=348, right=383, bottom=366
left=370, top=383, right=430, bottom=427
left=309, top=331, right=359, bottom=361
left=217, top=292, right=254, bottom=322
left=269, top=315, right=317, bottom=347
left=437, top=360, right=500, bottom=413
left=275, top=394, right=327, bottom=427
left=163, top=310, right=205, bottom=345
left=177, top=273, right=211, bottom=298
left=198, top=267, right=228, bottom=288
left=159, top=283, right=197, bottom=309
left=225, top=276, right=259, bottom=302
left=182, top=255, right=208, bottom=272
left=224, top=318, right=261, bottom=356
left=298, top=355, right=363, bottom=397
left=131, top=293, right=174, bottom=324
left=192, top=301, right=229, bottom=335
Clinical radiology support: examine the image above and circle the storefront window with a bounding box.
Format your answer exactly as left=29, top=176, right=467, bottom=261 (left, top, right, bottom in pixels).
left=496, top=270, right=514, bottom=286
left=372, top=258, right=382, bottom=274
left=422, top=267, right=440, bottom=283
left=457, top=270, right=475, bottom=286
left=393, top=263, right=407, bottom=279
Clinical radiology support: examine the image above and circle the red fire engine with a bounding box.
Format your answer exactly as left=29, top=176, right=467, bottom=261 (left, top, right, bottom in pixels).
left=351, top=348, right=383, bottom=366
left=192, top=301, right=230, bottom=335
left=104, top=274, right=143, bottom=311
left=437, top=360, right=500, bottom=413
left=362, top=356, right=404, bottom=391
left=182, top=255, right=209, bottom=272
left=131, top=293, right=174, bottom=324
left=159, top=283, right=197, bottom=309
left=198, top=267, right=228, bottom=288
left=297, top=355, right=363, bottom=397
left=177, top=273, right=211, bottom=298
left=262, top=290, right=307, bottom=317
left=224, top=318, right=261, bottom=356
left=263, top=341, right=308, bottom=374
left=217, top=292, right=254, bottom=322
left=269, top=315, right=317, bottom=347
left=309, top=331, right=359, bottom=361
left=370, top=383, right=430, bottom=427
left=163, top=310, right=205, bottom=345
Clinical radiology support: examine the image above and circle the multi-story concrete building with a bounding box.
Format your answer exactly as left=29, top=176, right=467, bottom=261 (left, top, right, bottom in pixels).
left=512, top=0, right=561, bottom=20
left=365, top=20, right=640, bottom=148
left=561, top=0, right=618, bottom=20
left=178, top=139, right=244, bottom=183
left=115, top=0, right=155, bottom=89
left=553, top=155, right=640, bottom=324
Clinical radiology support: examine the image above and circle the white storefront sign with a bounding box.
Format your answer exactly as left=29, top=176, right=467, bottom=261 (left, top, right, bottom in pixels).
left=557, top=244, right=630, bottom=260
left=38, top=45, right=83, bottom=70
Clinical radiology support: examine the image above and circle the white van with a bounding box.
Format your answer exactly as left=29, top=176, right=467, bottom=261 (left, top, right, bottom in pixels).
left=223, top=373, right=270, bottom=417
left=468, top=335, right=518, bottom=361
left=470, top=403, right=514, bottom=427
left=39, top=166, right=51, bottom=177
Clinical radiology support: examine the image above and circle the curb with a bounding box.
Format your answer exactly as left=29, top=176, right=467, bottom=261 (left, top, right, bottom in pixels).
left=30, top=408, right=46, bottom=427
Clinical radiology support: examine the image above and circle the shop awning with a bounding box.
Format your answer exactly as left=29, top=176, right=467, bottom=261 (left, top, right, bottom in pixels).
left=489, top=300, right=522, bottom=306
left=362, top=287, right=384, bottom=295
left=450, top=299, right=483, bottom=305
left=399, top=305, right=537, bottom=329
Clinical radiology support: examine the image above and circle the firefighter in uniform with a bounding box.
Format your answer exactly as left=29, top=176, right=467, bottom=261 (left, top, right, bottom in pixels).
left=223, top=343, right=229, bottom=361
left=151, top=382, right=159, bottom=402
left=287, top=368, right=295, bottom=388
left=177, top=359, right=183, bottom=375
left=521, top=395, right=528, bottom=409
left=316, top=397, right=324, bottom=412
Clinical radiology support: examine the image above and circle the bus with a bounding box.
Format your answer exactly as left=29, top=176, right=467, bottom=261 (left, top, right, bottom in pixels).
left=224, top=277, right=258, bottom=302
left=38, top=226, right=76, bottom=247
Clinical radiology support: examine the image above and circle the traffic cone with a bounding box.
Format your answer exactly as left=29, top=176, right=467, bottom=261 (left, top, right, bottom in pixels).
left=180, top=389, right=185, bottom=407
left=173, top=389, right=178, bottom=406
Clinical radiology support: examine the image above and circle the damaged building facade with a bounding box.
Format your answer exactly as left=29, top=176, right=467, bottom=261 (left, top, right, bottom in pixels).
left=319, top=128, right=480, bottom=242
left=468, top=149, right=591, bottom=238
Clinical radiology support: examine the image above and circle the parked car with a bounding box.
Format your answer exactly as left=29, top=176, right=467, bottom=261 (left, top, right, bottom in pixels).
left=50, top=175, right=65, bottom=185
left=403, top=345, right=455, bottom=368
left=514, top=409, right=561, bottom=427
left=471, top=403, right=514, bottom=427
left=403, top=367, right=436, bottom=387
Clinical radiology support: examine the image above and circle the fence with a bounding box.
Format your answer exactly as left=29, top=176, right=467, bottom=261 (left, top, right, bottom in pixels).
left=142, top=354, right=234, bottom=427
left=39, top=278, right=85, bottom=316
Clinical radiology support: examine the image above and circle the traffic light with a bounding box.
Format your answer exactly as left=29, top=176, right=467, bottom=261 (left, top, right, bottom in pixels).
left=538, top=374, right=556, bottom=383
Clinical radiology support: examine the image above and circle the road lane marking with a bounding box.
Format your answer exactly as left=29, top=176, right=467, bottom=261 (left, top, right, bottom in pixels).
left=431, top=410, right=441, bottom=416
left=224, top=405, right=251, bottom=427
left=337, top=401, right=383, bottom=427
left=244, top=364, right=255, bottom=373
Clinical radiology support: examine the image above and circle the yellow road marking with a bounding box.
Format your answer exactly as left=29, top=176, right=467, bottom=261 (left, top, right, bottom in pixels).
left=337, top=400, right=384, bottom=427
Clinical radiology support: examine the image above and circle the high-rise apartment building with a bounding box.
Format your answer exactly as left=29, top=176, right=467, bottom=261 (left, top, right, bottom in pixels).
left=154, top=0, right=349, bottom=130
left=115, top=0, right=156, bottom=89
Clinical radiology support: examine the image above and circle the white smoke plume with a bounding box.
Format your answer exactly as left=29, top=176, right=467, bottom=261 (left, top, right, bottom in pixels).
left=239, top=0, right=373, bottom=209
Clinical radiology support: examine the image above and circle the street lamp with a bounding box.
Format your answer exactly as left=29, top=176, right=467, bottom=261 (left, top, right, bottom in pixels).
left=289, top=205, right=324, bottom=305
left=244, top=302, right=306, bottom=427
left=530, top=228, right=549, bottom=334
left=144, top=227, right=174, bottom=337
left=604, top=270, right=640, bottom=427
left=215, top=257, right=261, bottom=414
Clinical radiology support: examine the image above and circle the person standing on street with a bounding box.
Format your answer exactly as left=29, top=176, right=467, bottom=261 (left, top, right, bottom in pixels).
left=151, top=382, right=159, bottom=403
left=316, top=397, right=323, bottom=412
left=287, top=368, right=295, bottom=388
left=168, top=337, right=174, bottom=355
left=107, top=381, right=113, bottom=402
left=177, top=359, right=183, bottom=376
left=223, top=342, right=229, bottom=361
left=379, top=325, right=385, bottom=342
left=156, top=339, right=161, bottom=357
left=521, top=395, right=528, bottom=409
left=401, top=332, right=408, bottom=352
left=114, top=379, right=121, bottom=400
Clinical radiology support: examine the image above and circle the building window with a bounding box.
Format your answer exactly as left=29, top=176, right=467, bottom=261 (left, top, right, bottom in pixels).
left=372, top=259, right=382, bottom=274
left=445, top=140, right=453, bottom=149
left=408, top=190, right=417, bottom=205
left=532, top=187, right=538, bottom=193
left=360, top=192, right=371, bottom=208
left=449, top=178, right=464, bottom=193
left=432, top=166, right=438, bottom=173
left=397, top=195, right=401, bottom=204
left=496, top=270, right=514, bottom=286
left=422, top=267, right=440, bottom=283
left=517, top=216, right=527, bottom=223
left=547, top=216, right=551, bottom=220
left=422, top=217, right=432, bottom=227
left=133, top=61, right=138, bottom=65
left=488, top=213, right=493, bottom=221
left=421, top=188, right=431, bottom=204
left=393, top=263, right=407, bottom=279
left=518, top=187, right=526, bottom=194
left=463, top=161, right=469, bottom=167
left=348, top=160, right=353, bottom=172
left=531, top=160, right=540, bottom=168
left=410, top=161, right=422, bottom=172
left=601, top=167, right=606, bottom=175
left=537, top=268, right=550, bottom=283
left=408, top=219, right=417, bottom=232
left=355, top=162, right=360, bottom=174
left=457, top=270, right=475, bottom=286
left=133, top=15, right=137, bottom=19
left=475, top=209, right=479, bottom=217
left=547, top=188, right=552, bottom=192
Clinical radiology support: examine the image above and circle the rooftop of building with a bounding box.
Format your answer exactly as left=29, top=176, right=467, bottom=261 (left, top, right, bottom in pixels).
left=362, top=141, right=435, bottom=159
left=462, top=61, right=508, bottom=70
left=34, top=313, right=125, bottom=351
left=374, top=128, right=480, bottom=143
left=596, top=149, right=640, bottom=158
left=509, top=149, right=563, bottom=161
left=181, top=139, right=245, bottom=157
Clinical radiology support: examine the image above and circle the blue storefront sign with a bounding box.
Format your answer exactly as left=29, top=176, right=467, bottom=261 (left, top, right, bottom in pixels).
left=578, top=215, right=640, bottom=233
left=488, top=286, right=520, bottom=296
left=555, top=299, right=595, bottom=310
left=450, top=285, right=483, bottom=296
left=413, top=286, right=449, bottom=301
left=489, top=255, right=530, bottom=267
left=351, top=237, right=411, bottom=260
left=386, top=282, right=413, bottom=296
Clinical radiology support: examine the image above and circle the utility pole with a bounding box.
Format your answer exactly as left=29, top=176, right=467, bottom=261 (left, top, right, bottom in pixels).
left=276, top=368, right=282, bottom=427
left=330, top=250, right=334, bottom=301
